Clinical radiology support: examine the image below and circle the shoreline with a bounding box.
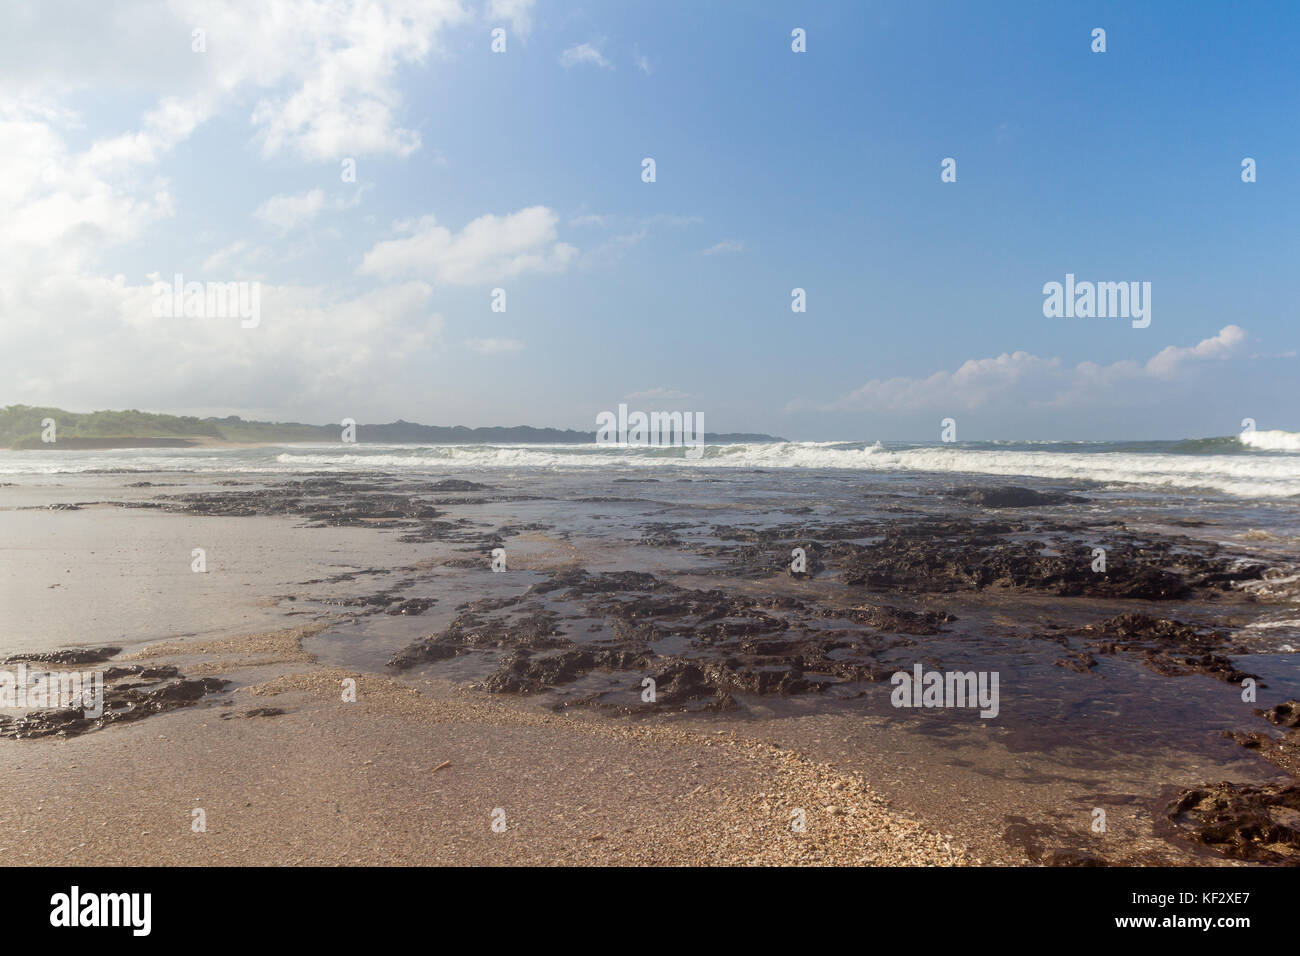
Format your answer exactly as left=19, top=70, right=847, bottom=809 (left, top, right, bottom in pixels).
left=1, top=467, right=1297, bottom=865
left=7, top=437, right=292, bottom=451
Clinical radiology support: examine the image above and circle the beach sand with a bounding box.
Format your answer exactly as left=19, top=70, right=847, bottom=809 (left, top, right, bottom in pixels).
left=1, top=470, right=1296, bottom=866
left=0, top=500, right=980, bottom=865
left=0, top=627, right=979, bottom=866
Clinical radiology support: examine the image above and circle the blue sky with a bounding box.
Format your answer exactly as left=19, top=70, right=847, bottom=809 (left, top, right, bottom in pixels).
left=1, top=0, right=1296, bottom=439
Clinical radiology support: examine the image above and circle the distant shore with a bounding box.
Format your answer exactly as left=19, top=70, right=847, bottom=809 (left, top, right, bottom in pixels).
left=1, top=403, right=784, bottom=451
left=8, top=436, right=286, bottom=450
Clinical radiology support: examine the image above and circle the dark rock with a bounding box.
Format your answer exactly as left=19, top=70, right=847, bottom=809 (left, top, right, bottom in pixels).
left=1258, top=701, right=1300, bottom=728
left=1045, top=849, right=1108, bottom=866
left=4, top=647, right=120, bottom=665
left=1167, top=782, right=1300, bottom=864
left=1083, top=614, right=1257, bottom=684
left=949, top=486, right=1090, bottom=508
left=0, top=676, right=230, bottom=739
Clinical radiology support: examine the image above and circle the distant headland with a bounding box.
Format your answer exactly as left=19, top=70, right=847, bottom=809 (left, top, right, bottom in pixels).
left=0, top=405, right=784, bottom=450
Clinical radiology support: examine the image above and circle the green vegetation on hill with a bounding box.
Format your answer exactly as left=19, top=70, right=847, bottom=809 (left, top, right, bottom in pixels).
left=1, top=405, right=225, bottom=447
left=1, top=405, right=784, bottom=448
left=199, top=415, right=334, bottom=442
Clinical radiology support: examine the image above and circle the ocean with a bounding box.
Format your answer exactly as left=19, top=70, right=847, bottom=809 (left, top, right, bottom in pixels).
left=3, top=431, right=1300, bottom=500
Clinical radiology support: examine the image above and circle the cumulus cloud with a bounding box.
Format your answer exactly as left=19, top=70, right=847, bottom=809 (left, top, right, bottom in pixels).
left=251, top=187, right=365, bottom=234
left=201, top=240, right=269, bottom=272
left=488, top=0, right=534, bottom=39
left=253, top=189, right=327, bottom=232
left=0, top=2, right=624, bottom=421
left=1145, top=324, right=1247, bottom=378
left=0, top=273, right=442, bottom=413
left=0, top=1, right=462, bottom=281
left=0, top=1, right=469, bottom=163
left=560, top=41, right=613, bottom=69
left=359, top=206, right=578, bottom=285
left=790, top=326, right=1252, bottom=414
left=0, top=95, right=176, bottom=276
left=214, top=0, right=467, bottom=160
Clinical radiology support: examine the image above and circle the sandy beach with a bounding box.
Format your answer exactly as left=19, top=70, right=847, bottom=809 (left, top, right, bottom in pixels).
left=0, top=644, right=981, bottom=866
left=2, top=457, right=1298, bottom=866
left=0, top=492, right=981, bottom=866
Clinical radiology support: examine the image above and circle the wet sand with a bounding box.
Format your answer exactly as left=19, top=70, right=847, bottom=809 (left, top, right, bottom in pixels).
left=0, top=631, right=977, bottom=866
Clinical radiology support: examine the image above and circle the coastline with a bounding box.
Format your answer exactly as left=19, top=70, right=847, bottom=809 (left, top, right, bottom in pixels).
left=1, top=463, right=1297, bottom=865
left=8, top=436, right=292, bottom=450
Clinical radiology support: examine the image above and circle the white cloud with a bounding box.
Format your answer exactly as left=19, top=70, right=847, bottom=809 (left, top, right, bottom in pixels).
left=702, top=239, right=743, bottom=255
left=1145, top=324, right=1246, bottom=378
left=201, top=240, right=268, bottom=272
left=0, top=0, right=469, bottom=163
left=0, top=96, right=175, bottom=269
left=359, top=206, right=578, bottom=285
left=578, top=230, right=646, bottom=269
left=791, top=326, right=1252, bottom=414
left=253, top=189, right=327, bottom=232
left=576, top=213, right=702, bottom=268
left=488, top=0, right=535, bottom=39
left=633, top=46, right=651, bottom=75
left=0, top=273, right=443, bottom=413
left=466, top=337, right=525, bottom=354
left=560, top=41, right=613, bottom=70
left=569, top=213, right=613, bottom=228
left=0, top=22, right=449, bottom=413
left=0, top=0, right=466, bottom=318
left=223, top=0, right=469, bottom=161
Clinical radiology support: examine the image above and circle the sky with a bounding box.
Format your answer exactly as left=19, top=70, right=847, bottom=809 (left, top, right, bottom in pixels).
left=1, top=0, right=1297, bottom=440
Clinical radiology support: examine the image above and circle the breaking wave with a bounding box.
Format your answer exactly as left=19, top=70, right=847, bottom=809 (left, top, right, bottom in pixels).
left=1239, top=429, right=1300, bottom=452
left=258, top=440, right=1300, bottom=497
left=2, top=435, right=1299, bottom=498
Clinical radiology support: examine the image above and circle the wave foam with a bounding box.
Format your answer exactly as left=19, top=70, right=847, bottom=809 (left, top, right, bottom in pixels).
left=260, top=441, right=1300, bottom=497
left=1240, top=429, right=1300, bottom=452
left=4, top=438, right=1299, bottom=498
